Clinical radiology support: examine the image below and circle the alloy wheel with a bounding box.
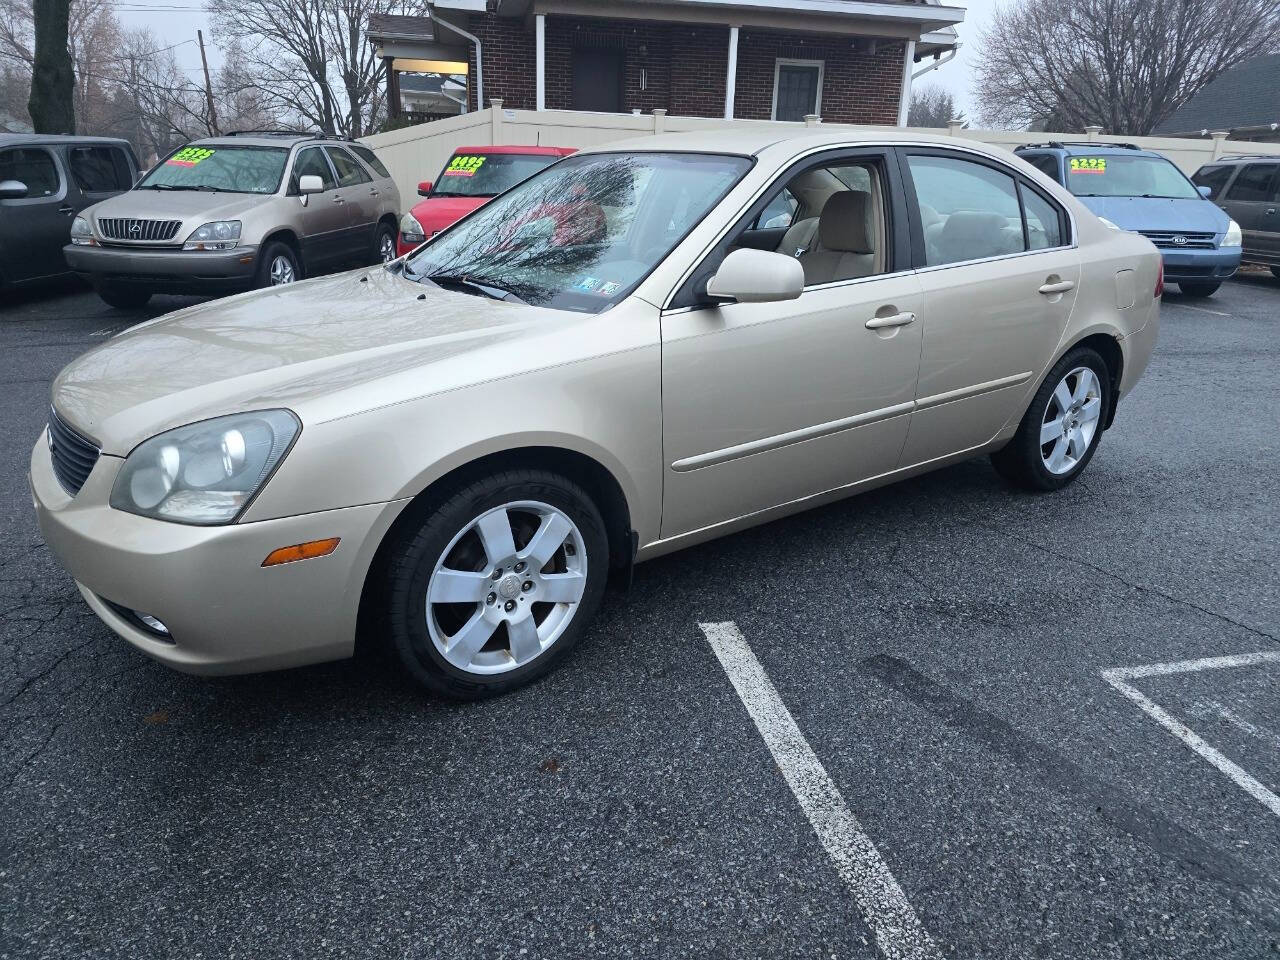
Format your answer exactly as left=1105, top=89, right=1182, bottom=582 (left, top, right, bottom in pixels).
left=379, top=233, right=396, bottom=263
left=425, top=500, right=588, bottom=675
left=1040, top=365, right=1102, bottom=475
left=269, top=254, right=296, bottom=285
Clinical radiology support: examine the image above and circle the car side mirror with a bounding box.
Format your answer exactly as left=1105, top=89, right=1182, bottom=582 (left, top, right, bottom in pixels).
left=298, top=175, right=324, bottom=195
left=417, top=180, right=433, bottom=197
left=0, top=179, right=28, bottom=200
left=704, top=248, right=804, bottom=304
left=1197, top=184, right=1213, bottom=198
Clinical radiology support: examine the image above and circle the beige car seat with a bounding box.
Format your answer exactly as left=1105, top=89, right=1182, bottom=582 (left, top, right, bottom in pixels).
left=797, top=191, right=876, bottom=285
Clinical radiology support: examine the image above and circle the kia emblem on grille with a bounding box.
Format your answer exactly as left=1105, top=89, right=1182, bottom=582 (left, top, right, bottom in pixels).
left=1172, top=235, right=1187, bottom=245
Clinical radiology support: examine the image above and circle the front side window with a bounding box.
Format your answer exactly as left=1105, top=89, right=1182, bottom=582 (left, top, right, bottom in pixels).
left=290, top=148, right=336, bottom=193
left=0, top=147, right=59, bottom=197
left=431, top=152, right=565, bottom=198
left=325, top=147, right=371, bottom=187
left=1224, top=163, right=1279, bottom=202
left=405, top=152, right=751, bottom=313
left=69, top=146, right=132, bottom=192
left=908, top=154, right=1027, bottom=266
left=139, top=144, right=289, bottom=194
left=755, top=188, right=798, bottom=229
left=1191, top=165, right=1233, bottom=199
left=1064, top=153, right=1199, bottom=199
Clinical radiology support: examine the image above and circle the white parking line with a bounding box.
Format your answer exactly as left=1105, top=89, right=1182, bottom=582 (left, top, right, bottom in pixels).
left=1191, top=699, right=1280, bottom=750
left=1102, top=650, right=1280, bottom=820
left=1166, top=301, right=1231, bottom=317
left=699, top=622, right=941, bottom=960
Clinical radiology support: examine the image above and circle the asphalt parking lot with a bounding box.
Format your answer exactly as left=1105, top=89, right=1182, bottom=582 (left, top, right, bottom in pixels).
left=2, top=275, right=1278, bottom=959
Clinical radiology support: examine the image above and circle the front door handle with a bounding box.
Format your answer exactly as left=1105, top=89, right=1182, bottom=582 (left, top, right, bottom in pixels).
left=865, top=311, right=916, bottom=330
left=57, top=205, right=74, bottom=215
left=332, top=196, right=345, bottom=204
left=369, top=188, right=380, bottom=197
left=1266, top=207, right=1276, bottom=215
left=1038, top=279, right=1076, bottom=295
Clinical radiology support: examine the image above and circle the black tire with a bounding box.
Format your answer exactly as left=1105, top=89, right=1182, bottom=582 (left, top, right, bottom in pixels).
left=95, top=283, right=151, bottom=309
left=255, top=240, right=301, bottom=288
left=1270, top=266, right=1280, bottom=281
left=1177, top=281, right=1220, bottom=297
left=380, top=469, right=610, bottom=699
left=371, top=221, right=397, bottom=265
left=991, top=346, right=1112, bottom=492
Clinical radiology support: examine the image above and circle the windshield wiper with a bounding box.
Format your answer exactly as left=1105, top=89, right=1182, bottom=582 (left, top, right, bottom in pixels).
left=423, top=273, right=526, bottom=304
left=140, top=183, right=219, bottom=192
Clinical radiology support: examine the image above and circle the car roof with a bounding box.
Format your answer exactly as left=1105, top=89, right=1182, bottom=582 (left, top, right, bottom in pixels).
left=187, top=132, right=359, bottom=149
left=0, top=132, right=133, bottom=148
left=450, top=144, right=576, bottom=156
left=578, top=127, right=1012, bottom=161
left=1201, top=154, right=1280, bottom=165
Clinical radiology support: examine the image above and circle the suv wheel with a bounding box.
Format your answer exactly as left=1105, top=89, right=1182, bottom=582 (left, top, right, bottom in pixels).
left=372, top=222, right=396, bottom=265
left=1178, top=281, right=1220, bottom=297
left=95, top=283, right=151, bottom=310
left=257, top=242, right=300, bottom=288
left=380, top=469, right=609, bottom=699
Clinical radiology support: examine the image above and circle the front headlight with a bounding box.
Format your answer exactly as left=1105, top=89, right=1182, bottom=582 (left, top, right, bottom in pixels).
left=399, top=211, right=425, bottom=245
left=1222, top=219, right=1242, bottom=247
left=110, top=410, right=300, bottom=525
left=183, top=220, right=242, bottom=251
left=70, top=215, right=96, bottom=246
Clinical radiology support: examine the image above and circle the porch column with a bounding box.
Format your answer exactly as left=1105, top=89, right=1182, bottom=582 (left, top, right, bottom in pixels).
left=896, top=39, right=915, bottom=126
left=536, top=13, right=546, bottom=111
left=724, top=25, right=739, bottom=119
left=385, top=57, right=401, bottom=119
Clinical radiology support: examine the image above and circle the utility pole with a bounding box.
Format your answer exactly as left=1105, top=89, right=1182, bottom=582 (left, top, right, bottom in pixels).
left=198, top=29, right=219, bottom=135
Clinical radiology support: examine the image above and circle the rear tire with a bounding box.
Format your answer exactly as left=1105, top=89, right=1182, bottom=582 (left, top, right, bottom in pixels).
left=380, top=469, right=610, bottom=699
left=256, top=241, right=300, bottom=288
left=95, top=283, right=151, bottom=309
left=991, top=346, right=1111, bottom=492
left=371, top=222, right=397, bottom=265
left=1177, top=281, right=1220, bottom=297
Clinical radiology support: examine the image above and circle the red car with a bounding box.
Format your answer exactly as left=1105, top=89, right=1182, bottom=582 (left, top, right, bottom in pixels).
left=397, top=145, right=576, bottom=256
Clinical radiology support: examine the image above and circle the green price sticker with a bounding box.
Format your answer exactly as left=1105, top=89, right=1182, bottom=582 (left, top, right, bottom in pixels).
left=166, top=147, right=215, bottom=168
left=1069, top=157, right=1107, bottom=174
left=444, top=154, right=486, bottom=177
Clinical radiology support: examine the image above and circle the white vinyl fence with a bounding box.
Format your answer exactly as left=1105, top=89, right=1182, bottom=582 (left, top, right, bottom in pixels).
left=362, top=100, right=1280, bottom=211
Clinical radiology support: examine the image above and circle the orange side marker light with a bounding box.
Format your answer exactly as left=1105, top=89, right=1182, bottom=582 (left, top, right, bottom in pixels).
left=262, top=537, right=341, bottom=567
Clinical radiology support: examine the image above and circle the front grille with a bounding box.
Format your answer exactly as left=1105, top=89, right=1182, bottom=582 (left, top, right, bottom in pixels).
left=47, top=407, right=100, bottom=496
left=1138, top=230, right=1216, bottom=250
left=97, top=218, right=182, bottom=242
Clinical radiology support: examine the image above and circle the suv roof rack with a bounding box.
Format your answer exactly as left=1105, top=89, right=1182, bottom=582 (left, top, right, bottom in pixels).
left=217, top=129, right=362, bottom=144
left=1213, top=154, right=1265, bottom=162
left=1016, top=141, right=1142, bottom=151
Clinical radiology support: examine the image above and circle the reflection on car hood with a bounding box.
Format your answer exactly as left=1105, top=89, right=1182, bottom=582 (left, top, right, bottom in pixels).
left=51, top=267, right=566, bottom=454
left=1078, top=195, right=1230, bottom=234
left=86, top=189, right=273, bottom=225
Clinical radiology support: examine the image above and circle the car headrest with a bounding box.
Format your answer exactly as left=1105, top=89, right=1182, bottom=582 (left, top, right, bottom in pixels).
left=939, top=211, right=1011, bottom=244
left=818, top=191, right=873, bottom=254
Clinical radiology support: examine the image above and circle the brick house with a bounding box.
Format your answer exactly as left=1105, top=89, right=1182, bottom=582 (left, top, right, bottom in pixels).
left=368, top=0, right=963, bottom=128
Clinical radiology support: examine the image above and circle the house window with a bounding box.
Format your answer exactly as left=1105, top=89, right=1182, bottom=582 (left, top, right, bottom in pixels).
left=772, top=59, right=823, bottom=122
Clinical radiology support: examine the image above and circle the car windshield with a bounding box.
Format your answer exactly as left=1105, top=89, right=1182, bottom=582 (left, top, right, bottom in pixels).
left=138, top=144, right=290, bottom=194
left=404, top=151, right=752, bottom=313
left=1066, top=154, right=1199, bottom=199
left=430, top=152, right=566, bottom=198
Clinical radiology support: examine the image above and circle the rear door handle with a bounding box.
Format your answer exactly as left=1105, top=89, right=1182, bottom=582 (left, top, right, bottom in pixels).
left=865, top=311, right=916, bottom=330
left=369, top=188, right=380, bottom=197
left=332, top=195, right=345, bottom=204
left=57, top=205, right=74, bottom=215
left=1038, top=279, right=1075, bottom=295
left=1266, top=207, right=1276, bottom=215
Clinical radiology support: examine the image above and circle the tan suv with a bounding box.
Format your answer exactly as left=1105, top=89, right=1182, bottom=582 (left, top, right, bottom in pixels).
left=64, top=131, right=401, bottom=309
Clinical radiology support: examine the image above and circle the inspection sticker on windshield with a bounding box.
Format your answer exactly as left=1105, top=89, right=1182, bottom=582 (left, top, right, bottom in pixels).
left=444, top=155, right=486, bottom=177
left=167, top=147, right=215, bottom=168
left=574, top=276, right=601, bottom=292
left=598, top=281, right=621, bottom=296
left=1070, top=157, right=1107, bottom=174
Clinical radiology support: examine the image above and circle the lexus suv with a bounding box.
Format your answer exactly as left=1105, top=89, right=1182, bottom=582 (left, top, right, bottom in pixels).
left=64, top=131, right=401, bottom=308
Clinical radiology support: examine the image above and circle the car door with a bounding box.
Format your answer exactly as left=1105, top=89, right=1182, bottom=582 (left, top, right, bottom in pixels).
left=288, top=146, right=347, bottom=269
left=0, top=144, right=75, bottom=284
left=659, top=148, right=924, bottom=539
left=1219, top=162, right=1279, bottom=264
left=896, top=148, right=1080, bottom=466
left=324, top=145, right=377, bottom=259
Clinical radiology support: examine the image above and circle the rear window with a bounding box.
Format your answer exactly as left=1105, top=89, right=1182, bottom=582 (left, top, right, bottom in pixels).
left=430, top=152, right=564, bottom=198
left=1191, top=165, right=1233, bottom=199
left=138, top=144, right=290, bottom=195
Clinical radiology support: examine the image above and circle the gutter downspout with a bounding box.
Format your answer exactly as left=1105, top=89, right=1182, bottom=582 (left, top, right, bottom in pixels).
left=431, top=12, right=483, bottom=113
left=912, top=43, right=960, bottom=80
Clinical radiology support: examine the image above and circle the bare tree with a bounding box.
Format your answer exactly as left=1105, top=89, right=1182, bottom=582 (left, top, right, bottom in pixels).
left=210, top=0, right=426, bottom=137
left=28, top=0, right=73, bottom=132
left=976, top=0, right=1280, bottom=134
left=908, top=85, right=965, bottom=128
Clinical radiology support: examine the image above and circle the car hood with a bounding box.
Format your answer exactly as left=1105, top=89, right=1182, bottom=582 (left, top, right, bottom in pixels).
left=51, top=267, right=564, bottom=454
left=1077, top=195, right=1229, bottom=234
left=412, top=195, right=490, bottom=231
left=86, top=189, right=273, bottom=228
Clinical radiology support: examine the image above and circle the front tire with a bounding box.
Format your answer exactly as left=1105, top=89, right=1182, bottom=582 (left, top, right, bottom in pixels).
left=256, top=241, right=301, bottom=288
left=381, top=469, right=610, bottom=699
left=95, top=283, right=151, bottom=309
left=991, top=346, right=1111, bottom=491
left=1178, top=281, right=1220, bottom=297
left=372, top=222, right=397, bottom=265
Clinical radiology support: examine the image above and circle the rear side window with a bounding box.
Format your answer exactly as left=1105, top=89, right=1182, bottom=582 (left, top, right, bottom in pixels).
left=907, top=154, right=1027, bottom=266
left=1224, top=163, right=1279, bottom=202
left=1025, top=154, right=1062, bottom=183
left=1191, top=165, right=1233, bottom=199
left=1021, top=185, right=1064, bottom=250
left=325, top=147, right=371, bottom=187
left=68, top=145, right=132, bottom=192
left=291, top=147, right=336, bottom=192
left=0, top=147, right=60, bottom=197
left=349, top=144, right=391, bottom=179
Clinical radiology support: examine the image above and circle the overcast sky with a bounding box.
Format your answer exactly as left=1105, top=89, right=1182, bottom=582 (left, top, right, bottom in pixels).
left=115, top=0, right=995, bottom=123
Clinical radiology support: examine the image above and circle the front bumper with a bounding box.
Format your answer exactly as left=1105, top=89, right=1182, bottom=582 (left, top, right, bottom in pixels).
left=1158, top=246, right=1240, bottom=282
left=30, top=434, right=404, bottom=675
left=64, top=243, right=259, bottom=292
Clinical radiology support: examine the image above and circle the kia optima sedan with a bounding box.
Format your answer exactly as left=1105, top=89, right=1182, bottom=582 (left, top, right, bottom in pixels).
left=31, top=130, right=1160, bottom=698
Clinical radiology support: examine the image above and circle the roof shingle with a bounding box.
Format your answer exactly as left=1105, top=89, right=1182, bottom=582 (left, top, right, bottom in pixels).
left=1155, top=54, right=1280, bottom=135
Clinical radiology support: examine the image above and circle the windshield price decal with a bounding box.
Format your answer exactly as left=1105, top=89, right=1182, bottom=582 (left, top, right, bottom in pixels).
left=166, top=147, right=216, bottom=168
left=444, top=154, right=486, bottom=177
left=1069, top=157, right=1107, bottom=174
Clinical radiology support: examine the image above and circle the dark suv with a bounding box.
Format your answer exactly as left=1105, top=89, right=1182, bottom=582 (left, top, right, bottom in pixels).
left=1192, top=156, right=1280, bottom=279
left=0, top=134, right=140, bottom=289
